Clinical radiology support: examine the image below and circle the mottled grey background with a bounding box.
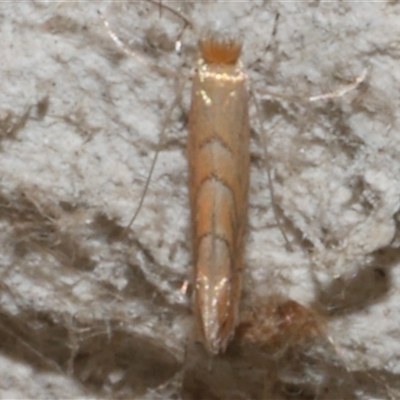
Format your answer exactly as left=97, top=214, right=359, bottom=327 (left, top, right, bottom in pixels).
left=0, top=1, right=399, bottom=399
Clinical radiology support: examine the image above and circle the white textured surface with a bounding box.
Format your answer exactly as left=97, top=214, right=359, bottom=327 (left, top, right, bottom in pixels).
left=0, top=1, right=399, bottom=399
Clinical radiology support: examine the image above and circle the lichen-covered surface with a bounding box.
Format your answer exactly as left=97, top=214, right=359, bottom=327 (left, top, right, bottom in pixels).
left=0, top=1, right=400, bottom=399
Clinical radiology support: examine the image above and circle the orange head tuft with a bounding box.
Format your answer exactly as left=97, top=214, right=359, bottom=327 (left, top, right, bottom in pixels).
left=199, top=37, right=242, bottom=65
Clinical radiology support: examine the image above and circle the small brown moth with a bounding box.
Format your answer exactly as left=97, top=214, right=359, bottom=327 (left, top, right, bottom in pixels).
left=188, top=36, right=250, bottom=355
left=100, top=3, right=366, bottom=357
